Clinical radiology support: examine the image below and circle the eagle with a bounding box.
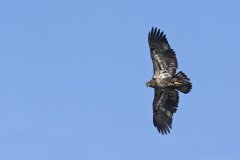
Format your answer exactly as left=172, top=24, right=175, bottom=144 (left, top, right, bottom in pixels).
left=146, top=27, right=192, bottom=135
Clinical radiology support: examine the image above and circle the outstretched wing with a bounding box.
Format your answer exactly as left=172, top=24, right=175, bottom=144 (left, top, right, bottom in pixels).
left=153, top=88, right=179, bottom=135
left=148, top=27, right=178, bottom=77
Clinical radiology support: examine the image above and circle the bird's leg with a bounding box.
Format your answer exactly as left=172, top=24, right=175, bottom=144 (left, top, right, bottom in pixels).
left=172, top=78, right=182, bottom=86
left=174, top=81, right=182, bottom=86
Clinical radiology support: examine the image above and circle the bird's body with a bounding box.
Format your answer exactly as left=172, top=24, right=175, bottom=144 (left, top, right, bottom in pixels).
left=146, top=27, right=192, bottom=135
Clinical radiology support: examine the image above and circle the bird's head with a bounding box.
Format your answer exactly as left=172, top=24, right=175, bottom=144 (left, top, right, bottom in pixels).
left=146, top=80, right=155, bottom=88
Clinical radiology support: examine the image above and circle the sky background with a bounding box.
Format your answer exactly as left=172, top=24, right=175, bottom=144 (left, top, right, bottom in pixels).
left=0, top=0, right=240, bottom=159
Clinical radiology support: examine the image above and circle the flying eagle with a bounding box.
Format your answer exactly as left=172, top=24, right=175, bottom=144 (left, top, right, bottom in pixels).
left=146, top=27, right=192, bottom=135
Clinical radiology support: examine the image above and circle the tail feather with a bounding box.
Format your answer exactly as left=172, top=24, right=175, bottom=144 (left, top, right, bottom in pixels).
left=174, top=71, right=192, bottom=94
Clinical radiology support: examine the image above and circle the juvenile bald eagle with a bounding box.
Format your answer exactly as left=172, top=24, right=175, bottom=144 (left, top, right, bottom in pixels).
left=146, top=27, right=192, bottom=135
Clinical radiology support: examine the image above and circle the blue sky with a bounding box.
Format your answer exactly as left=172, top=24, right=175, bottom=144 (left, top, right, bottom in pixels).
left=0, top=0, right=240, bottom=159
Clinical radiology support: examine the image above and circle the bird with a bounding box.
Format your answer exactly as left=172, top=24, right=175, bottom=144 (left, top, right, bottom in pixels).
left=146, top=27, right=192, bottom=135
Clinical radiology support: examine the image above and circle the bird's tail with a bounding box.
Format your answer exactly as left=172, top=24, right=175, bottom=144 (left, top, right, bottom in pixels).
left=174, top=71, right=192, bottom=94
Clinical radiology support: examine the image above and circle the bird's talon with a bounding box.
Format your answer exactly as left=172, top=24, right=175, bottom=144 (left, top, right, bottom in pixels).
left=174, top=82, right=181, bottom=86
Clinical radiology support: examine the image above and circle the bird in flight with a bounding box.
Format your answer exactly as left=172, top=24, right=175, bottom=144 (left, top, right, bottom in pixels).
left=146, top=27, right=192, bottom=135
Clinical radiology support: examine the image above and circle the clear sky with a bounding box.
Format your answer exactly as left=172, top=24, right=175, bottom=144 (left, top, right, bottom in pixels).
left=0, top=0, right=240, bottom=159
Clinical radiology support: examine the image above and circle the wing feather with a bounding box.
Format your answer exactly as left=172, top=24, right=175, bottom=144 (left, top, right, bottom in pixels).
left=148, top=27, right=178, bottom=76
left=153, top=88, right=179, bottom=135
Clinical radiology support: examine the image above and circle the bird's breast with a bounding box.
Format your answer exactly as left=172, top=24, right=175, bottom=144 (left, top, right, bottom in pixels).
left=155, top=79, right=173, bottom=88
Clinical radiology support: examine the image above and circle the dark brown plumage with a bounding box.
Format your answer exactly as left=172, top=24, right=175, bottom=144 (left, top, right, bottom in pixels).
left=146, top=27, right=192, bottom=135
